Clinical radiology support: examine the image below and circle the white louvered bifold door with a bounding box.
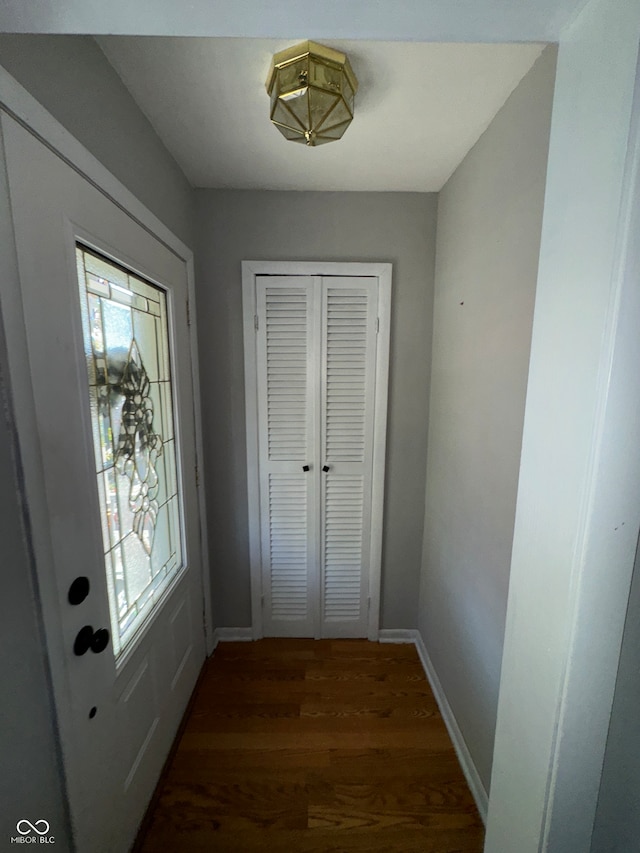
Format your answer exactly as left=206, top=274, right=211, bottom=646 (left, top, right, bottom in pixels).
left=320, top=277, right=378, bottom=637
left=256, top=276, right=319, bottom=637
left=254, top=273, right=381, bottom=638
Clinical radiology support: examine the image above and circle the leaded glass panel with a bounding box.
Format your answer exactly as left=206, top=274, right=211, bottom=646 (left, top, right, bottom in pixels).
left=76, top=245, right=184, bottom=658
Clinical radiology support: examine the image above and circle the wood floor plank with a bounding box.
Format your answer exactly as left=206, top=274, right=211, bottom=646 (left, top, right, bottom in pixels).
left=150, top=779, right=309, bottom=831
left=135, top=639, right=484, bottom=853
left=179, top=729, right=457, bottom=751
left=300, top=701, right=441, bottom=718
left=140, top=827, right=483, bottom=853
left=185, top=712, right=452, bottom=736
left=323, top=748, right=472, bottom=782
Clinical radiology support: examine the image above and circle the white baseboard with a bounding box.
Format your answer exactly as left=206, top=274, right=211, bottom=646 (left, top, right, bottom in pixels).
left=210, top=627, right=254, bottom=651
left=379, top=627, right=488, bottom=822
left=378, top=628, right=419, bottom=643
left=412, top=630, right=489, bottom=823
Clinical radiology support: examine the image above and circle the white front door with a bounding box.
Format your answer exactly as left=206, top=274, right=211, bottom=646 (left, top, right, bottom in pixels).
left=244, top=263, right=391, bottom=640
left=1, top=114, right=206, bottom=852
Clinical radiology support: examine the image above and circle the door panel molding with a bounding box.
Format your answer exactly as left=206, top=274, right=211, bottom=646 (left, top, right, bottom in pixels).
left=242, top=260, right=392, bottom=641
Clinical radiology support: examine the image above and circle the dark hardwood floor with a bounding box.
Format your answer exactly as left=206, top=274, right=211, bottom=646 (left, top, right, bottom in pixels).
left=136, top=639, right=484, bottom=852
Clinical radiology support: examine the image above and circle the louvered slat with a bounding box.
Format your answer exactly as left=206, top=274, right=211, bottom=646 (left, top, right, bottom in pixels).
left=325, top=290, right=369, bottom=464
left=321, top=282, right=377, bottom=635
left=269, top=471, right=308, bottom=619
left=266, top=289, right=307, bottom=461
left=256, top=278, right=315, bottom=637
left=323, top=475, right=364, bottom=622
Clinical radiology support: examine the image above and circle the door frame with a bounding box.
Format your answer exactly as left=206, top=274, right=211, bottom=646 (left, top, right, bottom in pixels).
left=242, top=260, right=392, bottom=641
left=0, top=65, right=215, bottom=680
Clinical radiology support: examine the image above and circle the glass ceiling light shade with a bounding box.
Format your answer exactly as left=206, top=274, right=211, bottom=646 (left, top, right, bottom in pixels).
left=266, top=41, right=358, bottom=147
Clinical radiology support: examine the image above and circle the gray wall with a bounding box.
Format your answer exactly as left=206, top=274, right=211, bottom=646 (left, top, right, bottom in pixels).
left=194, top=189, right=437, bottom=629
left=418, top=47, right=556, bottom=791
left=591, top=536, right=640, bottom=852
left=0, top=34, right=194, bottom=245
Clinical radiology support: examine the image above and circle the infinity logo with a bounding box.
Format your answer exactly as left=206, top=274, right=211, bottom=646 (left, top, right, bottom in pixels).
left=16, top=820, right=50, bottom=836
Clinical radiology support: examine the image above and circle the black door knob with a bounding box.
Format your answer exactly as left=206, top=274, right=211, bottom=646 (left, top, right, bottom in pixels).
left=302, top=465, right=310, bottom=472
left=91, top=628, right=110, bottom=654
left=68, top=576, right=90, bottom=605
left=323, top=465, right=330, bottom=472
left=73, top=626, right=110, bottom=656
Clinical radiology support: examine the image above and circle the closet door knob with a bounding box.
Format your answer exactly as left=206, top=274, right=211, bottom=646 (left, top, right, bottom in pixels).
left=322, top=465, right=330, bottom=473
left=302, top=465, right=310, bottom=472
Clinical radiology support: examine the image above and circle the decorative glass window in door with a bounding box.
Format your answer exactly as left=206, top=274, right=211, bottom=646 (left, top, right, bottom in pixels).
left=76, top=245, right=183, bottom=657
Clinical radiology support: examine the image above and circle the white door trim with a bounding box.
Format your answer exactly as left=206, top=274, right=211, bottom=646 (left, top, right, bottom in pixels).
left=242, top=260, right=392, bottom=641
left=0, top=64, right=215, bottom=655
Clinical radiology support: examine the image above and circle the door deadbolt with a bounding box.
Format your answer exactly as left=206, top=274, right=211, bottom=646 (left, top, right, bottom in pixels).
left=68, top=576, right=90, bottom=605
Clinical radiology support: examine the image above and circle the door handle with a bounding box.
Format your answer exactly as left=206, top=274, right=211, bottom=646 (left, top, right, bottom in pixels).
left=322, top=465, right=330, bottom=472
left=302, top=465, right=310, bottom=472
left=73, top=626, right=110, bottom=656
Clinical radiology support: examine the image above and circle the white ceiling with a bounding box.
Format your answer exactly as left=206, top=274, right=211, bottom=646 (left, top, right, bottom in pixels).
left=0, top=0, right=588, bottom=43
left=97, top=38, right=544, bottom=192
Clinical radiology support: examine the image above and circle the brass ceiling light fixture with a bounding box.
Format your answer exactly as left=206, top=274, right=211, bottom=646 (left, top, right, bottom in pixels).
left=266, top=40, right=358, bottom=147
